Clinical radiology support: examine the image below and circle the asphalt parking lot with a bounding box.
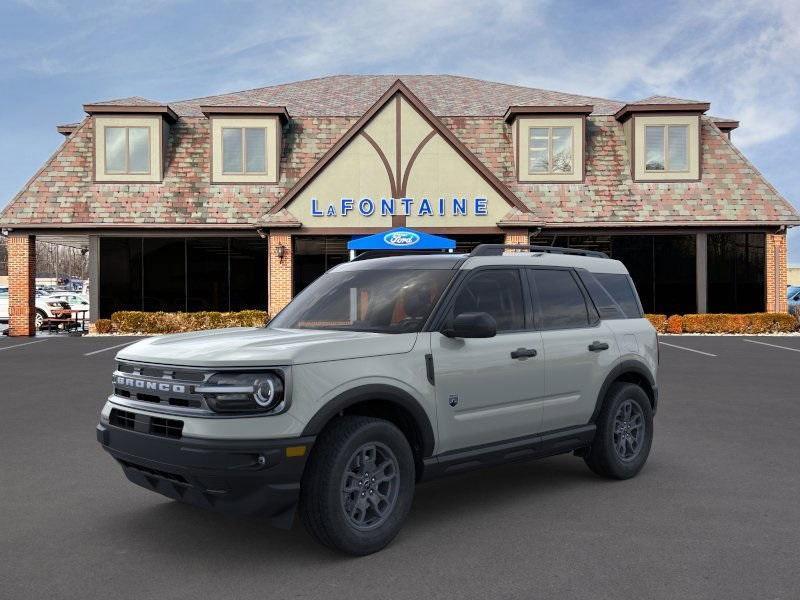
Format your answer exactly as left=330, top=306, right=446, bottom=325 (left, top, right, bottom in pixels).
left=2, top=334, right=800, bottom=599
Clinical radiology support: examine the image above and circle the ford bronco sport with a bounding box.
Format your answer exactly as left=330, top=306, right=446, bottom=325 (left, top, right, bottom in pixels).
left=97, top=244, right=658, bottom=555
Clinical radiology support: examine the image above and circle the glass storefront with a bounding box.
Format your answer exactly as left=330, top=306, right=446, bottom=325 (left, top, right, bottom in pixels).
left=707, top=233, right=765, bottom=313
left=530, top=232, right=766, bottom=314
left=99, top=237, right=267, bottom=317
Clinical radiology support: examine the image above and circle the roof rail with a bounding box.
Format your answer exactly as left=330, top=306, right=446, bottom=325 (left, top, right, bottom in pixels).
left=351, top=249, right=460, bottom=262
left=469, top=244, right=610, bottom=258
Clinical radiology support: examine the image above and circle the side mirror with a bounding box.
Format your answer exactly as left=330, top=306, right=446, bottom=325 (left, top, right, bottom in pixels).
left=443, top=312, right=497, bottom=338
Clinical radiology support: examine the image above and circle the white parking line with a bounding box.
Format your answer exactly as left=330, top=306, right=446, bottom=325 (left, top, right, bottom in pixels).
left=742, top=338, right=800, bottom=353
left=658, top=341, right=717, bottom=357
left=84, top=341, right=138, bottom=356
left=0, top=339, right=48, bottom=352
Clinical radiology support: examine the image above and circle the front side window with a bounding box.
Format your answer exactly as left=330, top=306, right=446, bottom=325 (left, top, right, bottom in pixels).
left=645, top=124, right=688, bottom=171
left=530, top=269, right=590, bottom=329
left=528, top=126, right=573, bottom=174
left=449, top=269, right=525, bottom=332
left=269, top=269, right=454, bottom=333
left=222, top=127, right=267, bottom=174
left=104, top=126, right=150, bottom=174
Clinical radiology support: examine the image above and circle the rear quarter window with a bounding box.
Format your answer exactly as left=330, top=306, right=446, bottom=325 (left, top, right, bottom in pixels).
left=592, top=272, right=643, bottom=318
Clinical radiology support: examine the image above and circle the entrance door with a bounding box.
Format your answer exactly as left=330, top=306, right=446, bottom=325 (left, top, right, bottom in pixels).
left=432, top=268, right=546, bottom=454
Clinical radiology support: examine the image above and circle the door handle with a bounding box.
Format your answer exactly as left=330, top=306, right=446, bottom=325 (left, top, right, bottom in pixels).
left=510, top=347, right=538, bottom=359
left=588, top=341, right=610, bottom=352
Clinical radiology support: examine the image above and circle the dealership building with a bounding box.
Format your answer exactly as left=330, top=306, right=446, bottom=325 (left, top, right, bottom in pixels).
left=1, top=74, right=797, bottom=335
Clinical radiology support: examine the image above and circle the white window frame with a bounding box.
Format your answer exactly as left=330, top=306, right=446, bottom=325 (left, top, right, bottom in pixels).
left=527, top=126, right=575, bottom=175
left=221, top=127, right=269, bottom=175
left=104, top=126, right=152, bottom=175
left=644, top=124, right=689, bottom=173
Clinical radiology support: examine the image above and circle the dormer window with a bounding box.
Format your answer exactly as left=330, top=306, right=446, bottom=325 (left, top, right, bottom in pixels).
left=222, top=127, right=268, bottom=174
left=644, top=124, right=688, bottom=172
left=505, top=106, right=591, bottom=184
left=528, top=126, right=574, bottom=174
left=105, top=126, right=151, bottom=174
left=201, top=106, right=289, bottom=184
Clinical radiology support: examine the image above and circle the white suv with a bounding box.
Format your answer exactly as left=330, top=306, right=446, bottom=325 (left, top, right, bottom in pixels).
left=97, top=244, right=658, bottom=555
left=0, top=287, right=72, bottom=329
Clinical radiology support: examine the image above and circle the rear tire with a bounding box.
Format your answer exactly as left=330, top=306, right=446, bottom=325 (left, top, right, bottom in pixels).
left=584, top=382, right=653, bottom=479
left=299, top=416, right=415, bottom=555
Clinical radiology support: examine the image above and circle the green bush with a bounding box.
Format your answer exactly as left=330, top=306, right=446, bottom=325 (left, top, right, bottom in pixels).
left=111, top=310, right=269, bottom=334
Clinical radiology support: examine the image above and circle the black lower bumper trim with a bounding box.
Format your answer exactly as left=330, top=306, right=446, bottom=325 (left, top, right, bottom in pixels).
left=97, top=423, right=314, bottom=528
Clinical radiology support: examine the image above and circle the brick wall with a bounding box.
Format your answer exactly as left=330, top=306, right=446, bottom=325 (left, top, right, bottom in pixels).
left=503, top=229, right=529, bottom=248
left=268, top=231, right=294, bottom=317
left=765, top=233, right=788, bottom=313
left=8, top=234, right=36, bottom=336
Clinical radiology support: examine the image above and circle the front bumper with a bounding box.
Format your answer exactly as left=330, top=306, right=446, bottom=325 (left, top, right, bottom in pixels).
left=97, top=422, right=314, bottom=528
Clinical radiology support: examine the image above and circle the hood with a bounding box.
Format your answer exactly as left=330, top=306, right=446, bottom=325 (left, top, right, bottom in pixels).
left=116, top=327, right=418, bottom=368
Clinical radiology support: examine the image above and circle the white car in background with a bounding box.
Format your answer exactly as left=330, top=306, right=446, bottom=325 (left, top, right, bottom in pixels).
left=46, top=292, right=90, bottom=320
left=0, top=287, right=73, bottom=329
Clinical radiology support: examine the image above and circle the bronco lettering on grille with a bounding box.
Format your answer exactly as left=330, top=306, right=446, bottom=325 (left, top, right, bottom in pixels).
left=114, top=375, right=186, bottom=394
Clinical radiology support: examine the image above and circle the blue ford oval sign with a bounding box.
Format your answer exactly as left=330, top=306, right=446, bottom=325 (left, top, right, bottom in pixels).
left=383, top=231, right=420, bottom=247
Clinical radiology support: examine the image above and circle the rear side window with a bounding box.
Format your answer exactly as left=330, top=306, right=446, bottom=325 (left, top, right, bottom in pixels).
left=577, top=271, right=626, bottom=320
left=594, top=273, right=643, bottom=318
left=450, top=269, right=525, bottom=332
left=529, top=269, right=590, bottom=329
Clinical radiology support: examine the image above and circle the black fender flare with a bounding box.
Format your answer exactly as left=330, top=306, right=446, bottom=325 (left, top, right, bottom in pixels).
left=301, top=384, right=436, bottom=457
left=590, top=360, right=657, bottom=422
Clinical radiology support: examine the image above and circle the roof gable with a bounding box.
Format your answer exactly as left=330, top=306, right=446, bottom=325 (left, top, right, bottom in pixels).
left=270, top=79, right=531, bottom=220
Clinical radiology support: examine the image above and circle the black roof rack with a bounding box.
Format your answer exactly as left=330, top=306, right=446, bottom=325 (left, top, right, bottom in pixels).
left=351, top=249, right=462, bottom=262
left=469, top=244, right=610, bottom=258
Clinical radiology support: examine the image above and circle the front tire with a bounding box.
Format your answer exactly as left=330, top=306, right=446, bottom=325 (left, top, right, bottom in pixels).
left=299, top=416, right=415, bottom=555
left=584, top=382, right=653, bottom=479
left=35, top=309, right=46, bottom=330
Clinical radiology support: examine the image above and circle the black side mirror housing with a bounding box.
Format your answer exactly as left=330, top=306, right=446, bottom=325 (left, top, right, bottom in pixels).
left=443, top=312, right=497, bottom=338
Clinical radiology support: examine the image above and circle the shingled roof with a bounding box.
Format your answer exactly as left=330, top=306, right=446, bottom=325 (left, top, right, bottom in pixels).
left=1, top=75, right=796, bottom=229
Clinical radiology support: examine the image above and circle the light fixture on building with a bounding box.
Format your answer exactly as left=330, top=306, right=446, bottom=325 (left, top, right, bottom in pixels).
left=256, top=228, right=267, bottom=239
left=275, top=243, right=286, bottom=264
left=0, top=228, right=9, bottom=236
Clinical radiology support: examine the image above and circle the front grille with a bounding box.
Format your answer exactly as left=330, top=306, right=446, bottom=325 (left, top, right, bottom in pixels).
left=149, top=417, right=183, bottom=439
left=108, top=408, right=184, bottom=439
left=109, top=408, right=136, bottom=430
left=113, top=361, right=212, bottom=413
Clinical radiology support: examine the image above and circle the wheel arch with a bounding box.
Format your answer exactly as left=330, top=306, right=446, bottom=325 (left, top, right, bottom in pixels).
left=301, top=384, right=436, bottom=468
left=590, top=360, right=657, bottom=423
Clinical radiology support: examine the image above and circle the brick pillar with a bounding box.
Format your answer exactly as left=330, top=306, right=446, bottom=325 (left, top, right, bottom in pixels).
left=8, top=234, right=36, bottom=336
left=268, top=231, right=293, bottom=317
left=765, top=233, right=788, bottom=312
left=503, top=228, right=529, bottom=249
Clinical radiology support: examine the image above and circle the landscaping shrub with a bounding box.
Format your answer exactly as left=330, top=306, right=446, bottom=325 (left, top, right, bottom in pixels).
left=665, top=315, right=683, bottom=334
left=111, top=310, right=269, bottom=334
left=679, top=313, right=797, bottom=334
left=645, top=314, right=667, bottom=333
left=94, top=319, right=113, bottom=334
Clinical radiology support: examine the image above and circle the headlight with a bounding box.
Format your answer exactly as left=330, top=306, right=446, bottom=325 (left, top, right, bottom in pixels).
left=196, top=372, right=285, bottom=414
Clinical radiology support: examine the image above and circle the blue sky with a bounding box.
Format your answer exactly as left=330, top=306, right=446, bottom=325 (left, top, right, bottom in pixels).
left=1, top=0, right=798, bottom=259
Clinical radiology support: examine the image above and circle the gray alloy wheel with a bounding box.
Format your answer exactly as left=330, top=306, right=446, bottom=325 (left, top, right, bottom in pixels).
left=34, top=310, right=45, bottom=329
left=613, top=399, right=645, bottom=462
left=340, top=442, right=400, bottom=531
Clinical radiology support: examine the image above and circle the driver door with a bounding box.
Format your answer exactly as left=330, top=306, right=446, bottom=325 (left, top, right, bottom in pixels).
left=431, top=268, right=546, bottom=454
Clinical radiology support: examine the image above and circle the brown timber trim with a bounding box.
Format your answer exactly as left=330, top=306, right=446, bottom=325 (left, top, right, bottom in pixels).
left=269, top=79, right=530, bottom=215
left=83, top=104, right=178, bottom=122
left=504, top=104, right=593, bottom=123
left=200, top=105, right=290, bottom=123
left=514, top=118, right=520, bottom=180
left=291, top=226, right=506, bottom=235
left=395, top=97, right=402, bottom=196
left=399, top=130, right=436, bottom=196
left=56, top=124, right=79, bottom=136
left=713, top=119, right=739, bottom=131
left=391, top=215, right=407, bottom=227
left=614, top=102, right=710, bottom=122
left=360, top=131, right=398, bottom=198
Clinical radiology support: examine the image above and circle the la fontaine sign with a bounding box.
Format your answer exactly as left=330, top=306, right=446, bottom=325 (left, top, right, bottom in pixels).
left=310, top=196, right=489, bottom=218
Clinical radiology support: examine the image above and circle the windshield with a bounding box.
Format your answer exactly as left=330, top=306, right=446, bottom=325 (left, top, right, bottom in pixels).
left=269, top=269, right=455, bottom=333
